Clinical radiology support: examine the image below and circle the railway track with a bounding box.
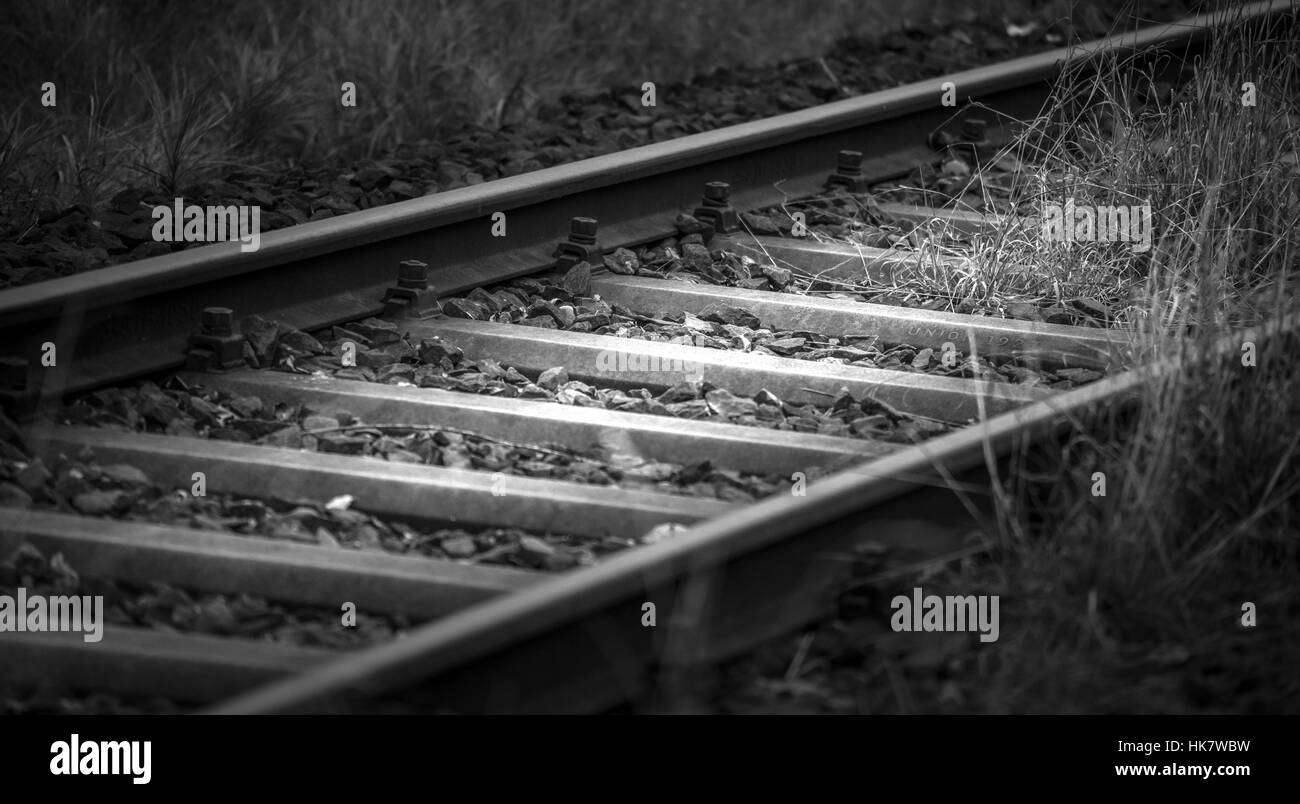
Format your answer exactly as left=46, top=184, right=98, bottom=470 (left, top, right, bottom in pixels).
left=0, top=1, right=1292, bottom=715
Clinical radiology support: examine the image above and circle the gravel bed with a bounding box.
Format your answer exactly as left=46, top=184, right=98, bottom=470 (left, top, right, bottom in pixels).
left=0, top=3, right=1196, bottom=288
left=2, top=541, right=406, bottom=649
left=868, top=152, right=1034, bottom=217
left=268, top=312, right=953, bottom=442
left=0, top=538, right=396, bottom=715
left=457, top=227, right=1103, bottom=390
left=59, top=379, right=793, bottom=505
left=0, top=417, right=627, bottom=570
left=469, top=266, right=1083, bottom=389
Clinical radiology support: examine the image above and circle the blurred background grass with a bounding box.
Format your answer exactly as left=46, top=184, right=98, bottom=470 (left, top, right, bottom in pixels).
left=0, top=0, right=1160, bottom=219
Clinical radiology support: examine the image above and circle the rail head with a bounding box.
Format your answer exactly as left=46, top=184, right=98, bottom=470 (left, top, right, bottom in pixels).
left=0, top=0, right=1287, bottom=325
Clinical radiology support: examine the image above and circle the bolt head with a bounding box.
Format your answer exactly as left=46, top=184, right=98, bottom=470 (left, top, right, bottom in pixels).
left=837, top=150, right=864, bottom=171
left=398, top=259, right=429, bottom=287
left=704, top=181, right=731, bottom=202
left=201, top=307, right=234, bottom=334
left=570, top=217, right=598, bottom=238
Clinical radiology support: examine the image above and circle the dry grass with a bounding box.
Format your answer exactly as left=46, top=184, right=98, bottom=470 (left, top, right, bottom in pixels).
left=727, top=2, right=1300, bottom=713
left=965, top=2, right=1300, bottom=713
left=0, top=0, right=907, bottom=222
left=759, top=5, right=1298, bottom=324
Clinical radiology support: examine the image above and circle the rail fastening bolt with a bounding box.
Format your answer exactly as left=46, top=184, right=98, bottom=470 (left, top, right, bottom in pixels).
left=570, top=217, right=598, bottom=241
left=837, top=150, right=864, bottom=173
left=703, top=181, right=731, bottom=204
left=398, top=259, right=430, bottom=289
left=201, top=307, right=234, bottom=336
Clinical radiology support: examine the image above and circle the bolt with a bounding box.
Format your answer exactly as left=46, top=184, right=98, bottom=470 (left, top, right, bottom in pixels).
left=570, top=217, right=598, bottom=242
left=703, top=181, right=731, bottom=204
left=0, top=356, right=27, bottom=390
left=201, top=307, right=234, bottom=336
left=961, top=117, right=987, bottom=141
left=397, top=259, right=429, bottom=289
left=836, top=150, right=864, bottom=174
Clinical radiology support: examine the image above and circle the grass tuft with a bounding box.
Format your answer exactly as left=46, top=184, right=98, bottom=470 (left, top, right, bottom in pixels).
left=971, top=2, right=1300, bottom=713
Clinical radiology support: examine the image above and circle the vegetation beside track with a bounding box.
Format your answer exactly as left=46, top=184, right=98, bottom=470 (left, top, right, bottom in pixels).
left=693, top=4, right=1300, bottom=715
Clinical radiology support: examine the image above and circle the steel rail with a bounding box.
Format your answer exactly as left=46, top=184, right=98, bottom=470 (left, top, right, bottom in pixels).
left=1, top=1, right=1284, bottom=397
left=0, top=2, right=1287, bottom=713
left=207, top=306, right=1300, bottom=714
